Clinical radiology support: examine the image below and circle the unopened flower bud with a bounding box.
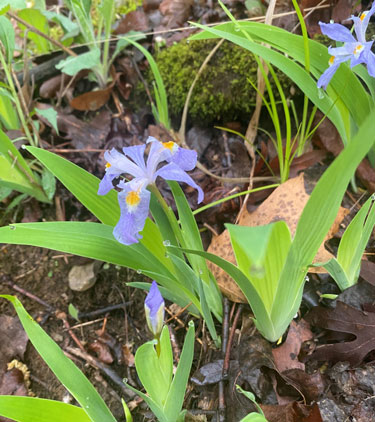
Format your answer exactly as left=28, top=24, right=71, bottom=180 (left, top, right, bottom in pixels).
left=144, top=281, right=165, bottom=337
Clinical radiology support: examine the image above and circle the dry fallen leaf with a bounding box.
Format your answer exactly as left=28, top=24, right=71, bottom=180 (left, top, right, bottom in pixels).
left=208, top=173, right=349, bottom=302
left=70, top=86, right=113, bottom=111
left=306, top=301, right=375, bottom=366
left=272, top=319, right=313, bottom=372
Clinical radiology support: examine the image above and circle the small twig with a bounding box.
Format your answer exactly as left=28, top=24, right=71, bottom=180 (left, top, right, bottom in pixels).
left=3, top=276, right=53, bottom=310
left=165, top=302, right=192, bottom=324
left=57, top=311, right=86, bottom=353
left=203, top=223, right=219, bottom=237
left=68, top=318, right=106, bottom=331
left=65, top=346, right=136, bottom=399
left=223, top=304, right=243, bottom=379
left=7, top=11, right=77, bottom=57
left=76, top=302, right=132, bottom=320
left=168, top=325, right=181, bottom=363
left=165, top=306, right=185, bottom=329
left=218, top=298, right=230, bottom=419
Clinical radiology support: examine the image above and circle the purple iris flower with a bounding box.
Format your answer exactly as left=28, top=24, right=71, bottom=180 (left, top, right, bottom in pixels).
left=144, top=281, right=165, bottom=337
left=98, top=136, right=204, bottom=245
left=317, top=2, right=375, bottom=89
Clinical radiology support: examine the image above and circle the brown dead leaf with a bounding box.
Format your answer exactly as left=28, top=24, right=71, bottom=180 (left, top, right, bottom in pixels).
left=159, top=0, right=193, bottom=28
left=272, top=319, right=313, bottom=372
left=70, top=85, right=113, bottom=111
left=0, top=316, right=28, bottom=370
left=208, top=174, right=349, bottom=302
left=114, top=10, right=149, bottom=34
left=262, top=402, right=323, bottom=422
left=282, top=369, right=325, bottom=403
left=306, top=301, right=375, bottom=366
left=88, top=340, right=114, bottom=364
left=39, top=74, right=71, bottom=99
left=57, top=109, right=111, bottom=150
left=360, top=260, right=375, bottom=286
left=122, top=344, right=135, bottom=367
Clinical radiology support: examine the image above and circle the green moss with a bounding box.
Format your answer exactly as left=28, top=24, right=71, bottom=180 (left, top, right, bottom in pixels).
left=138, top=39, right=294, bottom=124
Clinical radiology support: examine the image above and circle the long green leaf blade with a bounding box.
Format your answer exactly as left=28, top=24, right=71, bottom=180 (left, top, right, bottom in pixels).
left=0, top=397, right=92, bottom=422
left=0, top=295, right=116, bottom=422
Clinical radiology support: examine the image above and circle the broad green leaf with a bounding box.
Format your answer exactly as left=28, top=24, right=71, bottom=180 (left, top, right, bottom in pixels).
left=67, top=0, right=96, bottom=45
left=240, top=414, right=269, bottom=422
left=0, top=397, right=91, bottom=422
left=190, top=22, right=360, bottom=143
left=196, top=276, right=219, bottom=347
left=0, top=0, right=26, bottom=11
left=42, top=10, right=79, bottom=35
left=0, top=15, right=15, bottom=61
left=270, top=109, right=375, bottom=340
left=26, top=146, right=172, bottom=271
left=18, top=8, right=50, bottom=53
left=227, top=221, right=292, bottom=312
left=41, top=167, right=56, bottom=201
left=0, top=222, right=173, bottom=278
left=123, top=382, right=166, bottom=422
left=175, top=247, right=276, bottom=340
left=26, top=146, right=119, bottom=225
left=169, top=181, right=222, bottom=321
left=159, top=325, right=173, bottom=388
left=0, top=295, right=116, bottom=422
left=35, top=107, right=59, bottom=134
left=337, top=195, right=375, bottom=284
left=134, top=341, right=170, bottom=406
left=320, top=259, right=350, bottom=291
left=0, top=130, right=34, bottom=179
left=56, top=48, right=101, bottom=76
left=99, top=0, right=115, bottom=36
left=122, top=399, right=133, bottom=422
left=0, top=157, right=48, bottom=203
left=163, top=321, right=195, bottom=420
left=0, top=186, right=11, bottom=200
left=226, top=223, right=273, bottom=271
left=0, top=88, right=19, bottom=129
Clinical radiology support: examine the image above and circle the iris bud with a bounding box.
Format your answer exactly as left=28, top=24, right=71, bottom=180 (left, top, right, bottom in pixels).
left=144, top=281, right=165, bottom=338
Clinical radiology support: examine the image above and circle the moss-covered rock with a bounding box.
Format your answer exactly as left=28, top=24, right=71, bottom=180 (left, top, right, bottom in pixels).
left=142, top=39, right=294, bottom=124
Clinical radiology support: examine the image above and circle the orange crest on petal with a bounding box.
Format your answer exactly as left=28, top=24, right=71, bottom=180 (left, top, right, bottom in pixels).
left=105, top=162, right=111, bottom=168
left=126, top=191, right=141, bottom=207
left=162, top=141, right=177, bottom=151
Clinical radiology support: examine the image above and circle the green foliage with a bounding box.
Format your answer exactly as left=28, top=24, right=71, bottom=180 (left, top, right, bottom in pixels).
left=0, top=131, right=49, bottom=202
left=125, top=322, right=195, bottom=422
left=18, top=8, right=51, bottom=53
left=0, top=147, right=222, bottom=341
left=116, top=0, right=142, bottom=14
left=237, top=386, right=269, bottom=422
left=319, top=195, right=375, bottom=290
left=181, top=109, right=375, bottom=341
left=125, top=37, right=170, bottom=129
left=0, top=295, right=116, bottom=422
left=140, top=39, right=292, bottom=124
left=0, top=88, right=19, bottom=129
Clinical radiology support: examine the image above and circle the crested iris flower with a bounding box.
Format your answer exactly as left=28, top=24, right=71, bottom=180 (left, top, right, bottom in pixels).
left=318, top=2, right=375, bottom=89
left=98, top=136, right=204, bottom=245
left=144, top=281, right=165, bottom=337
